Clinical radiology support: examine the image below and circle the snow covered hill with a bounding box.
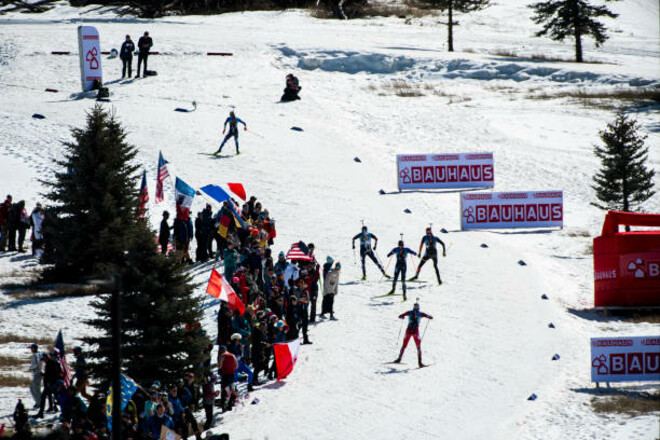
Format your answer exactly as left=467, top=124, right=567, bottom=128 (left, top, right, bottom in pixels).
left=0, top=1, right=658, bottom=439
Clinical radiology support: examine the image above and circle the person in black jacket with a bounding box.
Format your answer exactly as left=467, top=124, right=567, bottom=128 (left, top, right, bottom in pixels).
left=136, top=31, right=153, bottom=78
left=158, top=211, right=171, bottom=255
left=120, top=35, right=135, bottom=78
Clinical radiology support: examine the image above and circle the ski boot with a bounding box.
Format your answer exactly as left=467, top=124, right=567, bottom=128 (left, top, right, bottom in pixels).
left=408, top=274, right=419, bottom=282
left=393, top=357, right=402, bottom=364
left=382, top=272, right=391, bottom=279
left=402, top=291, right=407, bottom=301
left=438, top=278, right=443, bottom=285
left=361, top=275, right=367, bottom=281
left=387, top=289, right=394, bottom=296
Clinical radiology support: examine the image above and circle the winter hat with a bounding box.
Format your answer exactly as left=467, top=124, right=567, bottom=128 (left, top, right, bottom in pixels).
left=278, top=251, right=285, bottom=259
left=231, top=333, right=242, bottom=341
left=398, top=240, right=404, bottom=246
left=29, top=343, right=38, bottom=350
left=413, top=302, right=420, bottom=310
left=335, top=262, right=341, bottom=269
left=218, top=345, right=227, bottom=352
left=326, top=256, right=334, bottom=264
left=232, top=277, right=240, bottom=284
left=276, top=320, right=284, bottom=328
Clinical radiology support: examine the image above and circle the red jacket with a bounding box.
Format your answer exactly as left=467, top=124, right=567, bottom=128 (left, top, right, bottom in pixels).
left=219, top=352, right=237, bottom=375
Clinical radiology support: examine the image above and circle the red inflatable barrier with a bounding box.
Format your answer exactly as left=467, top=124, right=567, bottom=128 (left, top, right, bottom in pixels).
left=593, top=211, right=660, bottom=308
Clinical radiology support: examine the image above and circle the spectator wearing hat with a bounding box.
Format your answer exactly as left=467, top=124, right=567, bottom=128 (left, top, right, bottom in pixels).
left=120, top=34, right=135, bottom=78
left=36, top=351, right=61, bottom=418
left=201, top=373, right=219, bottom=430
left=321, top=261, right=341, bottom=320
left=28, top=343, right=42, bottom=408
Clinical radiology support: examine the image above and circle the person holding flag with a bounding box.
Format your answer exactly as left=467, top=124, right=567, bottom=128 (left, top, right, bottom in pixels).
left=409, top=227, right=446, bottom=285
left=386, top=240, right=417, bottom=301
left=214, top=111, right=247, bottom=156
left=394, top=301, right=433, bottom=368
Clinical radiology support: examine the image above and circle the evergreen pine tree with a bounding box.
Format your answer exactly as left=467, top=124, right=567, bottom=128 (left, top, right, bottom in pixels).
left=528, top=0, right=618, bottom=62
left=41, top=105, right=140, bottom=282
left=592, top=110, right=655, bottom=215
left=417, top=0, right=491, bottom=52
left=85, top=223, right=211, bottom=389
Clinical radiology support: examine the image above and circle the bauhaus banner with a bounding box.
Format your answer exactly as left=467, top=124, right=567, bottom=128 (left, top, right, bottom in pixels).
left=397, top=153, right=494, bottom=191
left=591, top=336, right=660, bottom=383
left=461, top=191, right=563, bottom=230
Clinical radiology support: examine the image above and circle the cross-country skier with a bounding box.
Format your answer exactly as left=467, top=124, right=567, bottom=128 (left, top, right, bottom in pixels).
left=215, top=111, right=247, bottom=155
left=395, top=302, right=433, bottom=367
left=352, top=226, right=389, bottom=280
left=386, top=240, right=417, bottom=301
left=409, top=227, right=446, bottom=285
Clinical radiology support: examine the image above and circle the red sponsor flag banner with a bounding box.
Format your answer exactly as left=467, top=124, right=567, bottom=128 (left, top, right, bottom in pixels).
left=590, top=336, right=660, bottom=383
left=397, top=152, right=494, bottom=191
left=461, top=190, right=563, bottom=230
left=206, top=268, right=245, bottom=314
left=273, top=338, right=301, bottom=381
left=227, top=183, right=246, bottom=201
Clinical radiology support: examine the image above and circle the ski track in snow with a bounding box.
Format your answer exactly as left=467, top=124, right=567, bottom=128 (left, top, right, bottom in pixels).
left=0, top=0, right=659, bottom=439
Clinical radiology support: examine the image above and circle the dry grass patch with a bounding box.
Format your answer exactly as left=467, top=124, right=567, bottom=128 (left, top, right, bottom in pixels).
left=591, top=390, right=660, bottom=417
left=366, top=80, right=463, bottom=100
left=528, top=88, right=660, bottom=110
left=0, top=355, right=27, bottom=369
left=0, top=373, right=30, bottom=387
left=0, top=333, right=53, bottom=345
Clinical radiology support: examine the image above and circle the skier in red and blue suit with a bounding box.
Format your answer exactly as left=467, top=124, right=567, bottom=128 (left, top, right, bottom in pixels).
left=394, top=302, right=433, bottom=368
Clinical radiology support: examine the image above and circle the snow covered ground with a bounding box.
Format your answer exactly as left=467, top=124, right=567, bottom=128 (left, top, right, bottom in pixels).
left=0, top=0, right=659, bottom=439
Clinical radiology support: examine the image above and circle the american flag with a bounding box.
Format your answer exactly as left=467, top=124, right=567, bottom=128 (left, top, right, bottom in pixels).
left=138, top=170, right=149, bottom=218
left=155, top=151, right=169, bottom=204
left=54, top=330, right=73, bottom=387
left=286, top=241, right=314, bottom=261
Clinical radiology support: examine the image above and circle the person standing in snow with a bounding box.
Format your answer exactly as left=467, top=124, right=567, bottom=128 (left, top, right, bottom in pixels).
left=29, top=202, right=45, bottom=256
left=159, top=211, right=172, bottom=255
left=28, top=343, right=42, bottom=408
left=136, top=31, right=153, bottom=78
left=120, top=35, right=135, bottom=78
left=352, top=225, right=389, bottom=280
left=394, top=302, right=433, bottom=368
left=386, top=240, right=417, bottom=301
left=410, top=227, right=446, bottom=285
left=0, top=194, right=12, bottom=251
left=320, top=262, right=340, bottom=320
left=214, top=111, right=247, bottom=155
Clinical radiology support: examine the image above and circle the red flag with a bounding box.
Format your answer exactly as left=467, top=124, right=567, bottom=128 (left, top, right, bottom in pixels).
left=206, top=268, right=245, bottom=314
left=138, top=170, right=149, bottom=219
left=227, top=183, right=246, bottom=201
left=273, top=338, right=301, bottom=380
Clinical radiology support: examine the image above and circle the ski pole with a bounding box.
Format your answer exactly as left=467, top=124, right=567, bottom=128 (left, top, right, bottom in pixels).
left=410, top=255, right=418, bottom=275
left=396, top=318, right=404, bottom=346
left=380, top=256, right=393, bottom=282
left=421, top=319, right=430, bottom=342
left=246, top=128, right=265, bottom=139
left=353, top=246, right=357, bottom=266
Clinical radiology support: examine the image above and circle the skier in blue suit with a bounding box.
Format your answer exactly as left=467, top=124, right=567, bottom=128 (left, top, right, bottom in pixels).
left=409, top=227, right=446, bottom=285
left=215, top=111, right=247, bottom=155
left=386, top=240, right=417, bottom=301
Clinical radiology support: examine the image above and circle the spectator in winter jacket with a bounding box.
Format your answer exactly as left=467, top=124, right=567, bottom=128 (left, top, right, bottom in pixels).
left=36, top=352, right=61, bottom=418
left=6, top=199, right=24, bottom=252
left=136, top=31, right=153, bottom=78
left=72, top=346, right=91, bottom=401
left=28, top=343, right=42, bottom=407
left=201, top=373, right=218, bottom=430
left=0, top=194, right=12, bottom=251
left=159, top=211, right=171, bottom=255
left=120, top=35, right=135, bottom=78
left=30, top=203, right=45, bottom=256
left=321, top=262, right=340, bottom=319
left=16, top=201, right=29, bottom=253
left=217, top=346, right=238, bottom=411
left=145, top=404, right=174, bottom=439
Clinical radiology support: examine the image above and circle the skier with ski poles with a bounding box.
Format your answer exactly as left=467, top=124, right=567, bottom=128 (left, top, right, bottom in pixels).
left=394, top=301, right=433, bottom=368
left=386, top=239, right=417, bottom=301
left=409, top=226, right=446, bottom=285
left=352, top=225, right=389, bottom=281
left=215, top=111, right=247, bottom=155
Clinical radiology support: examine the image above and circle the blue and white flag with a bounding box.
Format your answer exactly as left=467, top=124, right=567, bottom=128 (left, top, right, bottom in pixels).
left=174, top=177, right=195, bottom=208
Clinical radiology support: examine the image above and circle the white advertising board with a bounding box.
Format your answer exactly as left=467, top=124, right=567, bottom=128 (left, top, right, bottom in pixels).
left=78, top=26, right=103, bottom=92
left=397, top=153, right=494, bottom=191
left=460, top=190, right=563, bottom=230
left=591, top=336, right=660, bottom=382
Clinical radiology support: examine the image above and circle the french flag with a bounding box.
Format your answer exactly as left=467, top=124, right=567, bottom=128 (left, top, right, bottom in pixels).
left=273, top=338, right=301, bottom=381
left=206, top=268, right=245, bottom=315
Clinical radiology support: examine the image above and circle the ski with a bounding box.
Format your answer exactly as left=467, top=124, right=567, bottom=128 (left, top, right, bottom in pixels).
left=371, top=292, right=402, bottom=299
left=198, top=153, right=233, bottom=158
